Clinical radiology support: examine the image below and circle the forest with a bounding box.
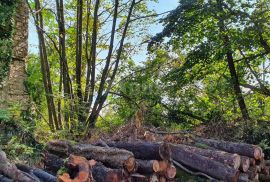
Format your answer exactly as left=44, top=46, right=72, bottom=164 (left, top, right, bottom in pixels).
left=0, top=0, right=270, bottom=181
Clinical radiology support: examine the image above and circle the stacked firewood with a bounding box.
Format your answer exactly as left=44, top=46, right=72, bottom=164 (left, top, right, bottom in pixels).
left=0, top=137, right=269, bottom=182
left=43, top=138, right=269, bottom=182
left=44, top=140, right=176, bottom=182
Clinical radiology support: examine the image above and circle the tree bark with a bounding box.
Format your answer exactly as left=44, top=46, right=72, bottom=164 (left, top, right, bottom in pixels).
left=55, top=0, right=72, bottom=129
left=0, top=150, right=39, bottom=182
left=92, top=163, right=128, bottom=182
left=195, top=138, right=263, bottom=160
left=75, top=0, right=83, bottom=122
left=107, top=142, right=171, bottom=161
left=136, top=160, right=160, bottom=174
left=239, top=156, right=250, bottom=172
left=171, top=146, right=240, bottom=181
left=34, top=0, right=58, bottom=131
left=171, top=144, right=241, bottom=169
left=238, top=173, right=249, bottom=182
left=43, top=153, right=65, bottom=175
left=46, top=140, right=136, bottom=173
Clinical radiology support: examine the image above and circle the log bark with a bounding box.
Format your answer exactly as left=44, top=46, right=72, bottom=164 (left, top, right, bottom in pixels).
left=262, top=166, right=270, bottom=175
left=91, top=163, right=128, bottom=182
left=0, top=150, right=39, bottom=182
left=250, top=158, right=256, bottom=166
left=195, top=138, right=263, bottom=160
left=239, top=156, right=250, bottom=172
left=16, top=163, right=57, bottom=182
left=259, top=174, right=270, bottom=182
left=136, top=160, right=160, bottom=174
left=247, top=166, right=257, bottom=180
left=43, top=153, right=65, bottom=174
left=238, top=173, right=249, bottom=182
left=46, top=141, right=136, bottom=172
left=172, top=144, right=241, bottom=169
left=72, top=144, right=136, bottom=172
left=0, top=175, right=13, bottom=182
left=170, top=145, right=240, bottom=181
left=107, top=142, right=171, bottom=160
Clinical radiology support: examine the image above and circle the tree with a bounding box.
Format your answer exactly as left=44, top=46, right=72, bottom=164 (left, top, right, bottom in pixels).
left=150, top=0, right=270, bottom=125
left=27, top=0, right=155, bottom=133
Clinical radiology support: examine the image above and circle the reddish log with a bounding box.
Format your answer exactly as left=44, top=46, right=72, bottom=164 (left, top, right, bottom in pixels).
left=172, top=144, right=241, bottom=169
left=195, top=138, right=263, bottom=160
left=46, top=141, right=136, bottom=173
left=170, top=145, right=240, bottom=181
left=157, top=161, right=176, bottom=180
left=107, top=142, right=171, bottom=161
left=239, top=156, right=250, bottom=172
left=58, top=155, right=91, bottom=182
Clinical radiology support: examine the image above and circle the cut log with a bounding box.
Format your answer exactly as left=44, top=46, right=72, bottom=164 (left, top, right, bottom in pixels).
left=16, top=163, right=57, bottom=182
left=259, top=174, right=270, bottom=182
left=43, top=153, right=65, bottom=174
left=238, top=173, right=249, bottom=182
left=157, top=161, right=176, bottom=180
left=0, top=175, right=13, bottom=182
left=91, top=162, right=128, bottom=182
left=195, top=138, right=263, bottom=160
left=58, top=155, right=91, bottom=182
left=136, top=160, right=160, bottom=174
left=73, top=144, right=136, bottom=173
left=265, top=160, right=270, bottom=166
left=46, top=141, right=136, bottom=173
left=170, top=145, right=239, bottom=181
left=0, top=150, right=39, bottom=182
left=247, top=166, right=257, bottom=180
left=107, top=142, right=171, bottom=161
left=250, top=158, right=256, bottom=166
left=239, top=156, right=250, bottom=172
left=46, top=140, right=71, bottom=157
left=165, top=164, right=177, bottom=180
left=262, top=166, right=270, bottom=175
left=172, top=144, right=241, bottom=169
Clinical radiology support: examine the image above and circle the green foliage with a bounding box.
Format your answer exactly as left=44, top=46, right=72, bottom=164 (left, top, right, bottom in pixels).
left=0, top=0, right=17, bottom=82
left=0, top=107, right=42, bottom=164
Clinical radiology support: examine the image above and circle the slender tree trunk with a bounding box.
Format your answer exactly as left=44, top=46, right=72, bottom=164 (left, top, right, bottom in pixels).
left=55, top=0, right=73, bottom=129
left=217, top=0, right=249, bottom=122
left=75, top=0, right=84, bottom=122
left=86, top=0, right=136, bottom=128
left=87, top=0, right=100, bottom=110
left=34, top=0, right=59, bottom=131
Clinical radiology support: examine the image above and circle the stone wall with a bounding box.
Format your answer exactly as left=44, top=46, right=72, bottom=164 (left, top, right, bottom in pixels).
left=0, top=0, right=29, bottom=109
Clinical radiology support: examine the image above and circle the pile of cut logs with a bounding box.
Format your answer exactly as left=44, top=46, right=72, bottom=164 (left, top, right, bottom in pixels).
left=0, top=138, right=269, bottom=182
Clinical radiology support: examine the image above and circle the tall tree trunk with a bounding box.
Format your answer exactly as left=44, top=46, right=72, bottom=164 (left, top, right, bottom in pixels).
left=86, top=0, right=136, bottom=128
left=217, top=0, right=250, bottom=122
left=34, top=0, right=59, bottom=131
left=55, top=0, right=73, bottom=129
left=75, top=0, right=84, bottom=122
